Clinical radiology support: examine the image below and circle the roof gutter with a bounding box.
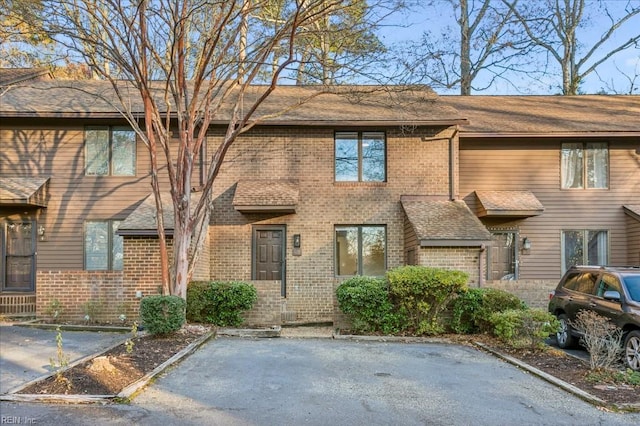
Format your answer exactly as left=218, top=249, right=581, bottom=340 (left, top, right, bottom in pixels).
left=460, top=131, right=640, bottom=138
left=0, top=113, right=469, bottom=127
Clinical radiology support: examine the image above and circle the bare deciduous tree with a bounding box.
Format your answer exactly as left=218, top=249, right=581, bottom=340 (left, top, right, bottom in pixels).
left=506, top=0, right=640, bottom=95
left=396, top=0, right=537, bottom=94
left=595, top=60, right=640, bottom=94
left=33, top=0, right=383, bottom=298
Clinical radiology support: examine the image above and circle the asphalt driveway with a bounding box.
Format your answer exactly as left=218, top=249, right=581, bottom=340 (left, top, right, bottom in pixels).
left=2, top=336, right=639, bottom=425
left=0, top=323, right=127, bottom=393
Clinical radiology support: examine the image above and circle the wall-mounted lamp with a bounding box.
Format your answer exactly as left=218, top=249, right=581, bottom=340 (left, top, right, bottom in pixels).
left=522, top=237, right=531, bottom=250
left=38, top=225, right=46, bottom=241
left=293, top=234, right=301, bottom=248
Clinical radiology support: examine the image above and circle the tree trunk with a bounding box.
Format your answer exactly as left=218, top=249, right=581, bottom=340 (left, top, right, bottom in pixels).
left=459, top=0, right=471, bottom=95
left=172, top=206, right=191, bottom=299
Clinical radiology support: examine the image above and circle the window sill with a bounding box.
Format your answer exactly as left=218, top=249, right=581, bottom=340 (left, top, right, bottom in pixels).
left=334, top=181, right=387, bottom=187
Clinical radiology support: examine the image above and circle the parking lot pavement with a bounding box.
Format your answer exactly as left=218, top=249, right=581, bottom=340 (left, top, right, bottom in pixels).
left=0, top=323, right=127, bottom=393
left=2, top=337, right=638, bottom=426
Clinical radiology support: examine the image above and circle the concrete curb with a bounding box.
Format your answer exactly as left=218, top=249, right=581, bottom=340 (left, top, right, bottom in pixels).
left=14, top=321, right=130, bottom=333
left=217, top=326, right=281, bottom=338
left=0, top=330, right=215, bottom=404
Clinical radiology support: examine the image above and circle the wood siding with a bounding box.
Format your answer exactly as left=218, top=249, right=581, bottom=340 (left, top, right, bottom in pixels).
left=1, top=118, right=153, bottom=270
left=460, top=137, right=640, bottom=280
left=627, top=215, right=640, bottom=265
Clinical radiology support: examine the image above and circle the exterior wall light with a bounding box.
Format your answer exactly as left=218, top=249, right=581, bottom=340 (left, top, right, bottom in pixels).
left=522, top=237, right=531, bottom=250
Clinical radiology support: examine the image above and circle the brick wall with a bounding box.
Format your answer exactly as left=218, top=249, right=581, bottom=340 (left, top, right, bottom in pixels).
left=241, top=280, right=284, bottom=327
left=35, top=237, right=174, bottom=323
left=417, top=247, right=482, bottom=285
left=483, top=279, right=557, bottom=309
left=122, top=236, right=171, bottom=297
left=36, top=270, right=136, bottom=323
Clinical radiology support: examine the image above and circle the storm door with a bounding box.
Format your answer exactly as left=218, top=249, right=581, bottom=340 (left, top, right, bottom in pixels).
left=2, top=221, right=36, bottom=292
left=252, top=226, right=286, bottom=296
left=488, top=231, right=517, bottom=280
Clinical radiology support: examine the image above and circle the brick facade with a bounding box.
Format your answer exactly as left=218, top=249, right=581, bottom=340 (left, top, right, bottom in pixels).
left=36, top=270, right=133, bottom=323
left=417, top=247, right=483, bottom=286
left=483, top=279, right=558, bottom=309
left=35, top=237, right=176, bottom=323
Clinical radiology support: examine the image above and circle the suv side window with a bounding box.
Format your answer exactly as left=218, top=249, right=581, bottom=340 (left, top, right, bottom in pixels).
left=563, top=272, right=598, bottom=294
left=622, top=275, right=640, bottom=302
left=595, top=274, right=622, bottom=297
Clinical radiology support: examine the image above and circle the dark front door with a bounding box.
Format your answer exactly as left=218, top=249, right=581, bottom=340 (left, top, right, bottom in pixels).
left=2, top=221, right=36, bottom=292
left=253, top=226, right=286, bottom=295
left=488, top=231, right=516, bottom=280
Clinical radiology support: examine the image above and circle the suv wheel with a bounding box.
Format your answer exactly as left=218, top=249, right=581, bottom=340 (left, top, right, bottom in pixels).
left=556, top=314, right=576, bottom=349
left=624, top=330, right=640, bottom=371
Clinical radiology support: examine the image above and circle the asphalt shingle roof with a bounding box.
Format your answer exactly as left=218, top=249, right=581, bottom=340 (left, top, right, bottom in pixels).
left=233, top=179, right=299, bottom=212
left=474, top=190, right=544, bottom=217
left=0, top=68, right=52, bottom=87
left=441, top=95, right=640, bottom=134
left=623, top=205, right=640, bottom=221
left=0, top=81, right=466, bottom=126
left=401, top=197, right=491, bottom=244
left=0, top=176, right=50, bottom=207
left=118, top=192, right=207, bottom=235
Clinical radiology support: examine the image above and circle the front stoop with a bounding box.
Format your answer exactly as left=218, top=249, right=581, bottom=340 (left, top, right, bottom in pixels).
left=217, top=325, right=281, bottom=338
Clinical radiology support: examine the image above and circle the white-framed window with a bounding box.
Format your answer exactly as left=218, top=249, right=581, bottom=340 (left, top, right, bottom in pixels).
left=335, top=131, right=386, bottom=182
left=561, top=230, right=608, bottom=274
left=85, top=127, right=136, bottom=176
left=335, top=225, right=386, bottom=276
left=84, top=220, right=123, bottom=270
left=561, top=142, right=608, bottom=189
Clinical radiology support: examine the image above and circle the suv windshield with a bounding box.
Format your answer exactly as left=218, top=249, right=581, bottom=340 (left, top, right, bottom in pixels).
left=622, top=274, right=640, bottom=302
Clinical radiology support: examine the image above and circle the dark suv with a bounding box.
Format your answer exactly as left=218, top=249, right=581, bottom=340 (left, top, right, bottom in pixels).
left=548, top=265, right=640, bottom=371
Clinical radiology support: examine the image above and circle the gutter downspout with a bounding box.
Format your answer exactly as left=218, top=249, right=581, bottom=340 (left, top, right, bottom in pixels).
left=449, top=127, right=459, bottom=201
left=479, top=244, right=486, bottom=288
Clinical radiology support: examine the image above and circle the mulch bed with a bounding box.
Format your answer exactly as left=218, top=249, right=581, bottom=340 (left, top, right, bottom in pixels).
left=18, top=325, right=210, bottom=396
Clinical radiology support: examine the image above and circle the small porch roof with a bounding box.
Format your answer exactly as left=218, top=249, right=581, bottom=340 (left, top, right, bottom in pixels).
left=118, top=192, right=207, bottom=236
left=232, top=179, right=299, bottom=214
left=474, top=190, right=544, bottom=218
left=0, top=176, right=50, bottom=208
left=623, top=205, right=640, bottom=221
left=401, top=196, right=491, bottom=247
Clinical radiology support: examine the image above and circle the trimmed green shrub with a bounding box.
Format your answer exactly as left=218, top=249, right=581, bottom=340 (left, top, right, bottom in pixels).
left=186, top=281, right=213, bottom=323
left=450, top=288, right=527, bottom=334
left=336, top=276, right=406, bottom=334
left=387, top=266, right=468, bottom=335
left=489, top=308, right=559, bottom=349
left=139, top=295, right=186, bottom=335
left=186, top=281, right=257, bottom=326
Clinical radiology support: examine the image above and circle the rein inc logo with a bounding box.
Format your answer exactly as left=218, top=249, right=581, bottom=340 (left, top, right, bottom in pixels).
left=1, top=417, right=36, bottom=424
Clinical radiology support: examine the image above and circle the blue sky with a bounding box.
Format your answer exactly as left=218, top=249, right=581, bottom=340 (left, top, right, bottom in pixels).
left=375, top=0, right=640, bottom=94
